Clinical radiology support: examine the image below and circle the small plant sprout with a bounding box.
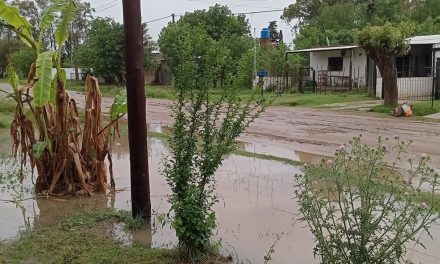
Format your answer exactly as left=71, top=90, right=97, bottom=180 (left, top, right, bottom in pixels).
left=296, top=137, right=440, bottom=264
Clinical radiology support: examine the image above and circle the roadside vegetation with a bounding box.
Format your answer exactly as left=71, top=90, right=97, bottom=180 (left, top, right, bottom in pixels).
left=161, top=22, right=267, bottom=260
left=66, top=81, right=375, bottom=108
left=372, top=101, right=440, bottom=117
left=0, top=99, right=16, bottom=128
left=0, top=208, right=228, bottom=264
left=296, top=137, right=440, bottom=263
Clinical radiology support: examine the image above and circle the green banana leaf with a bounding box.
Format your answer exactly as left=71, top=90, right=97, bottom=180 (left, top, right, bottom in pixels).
left=0, top=0, right=35, bottom=48
left=33, top=51, right=55, bottom=107
left=54, top=0, right=76, bottom=48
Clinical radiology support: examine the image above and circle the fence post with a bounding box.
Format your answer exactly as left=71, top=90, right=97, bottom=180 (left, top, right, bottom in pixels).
left=312, top=69, right=316, bottom=93
left=435, top=59, right=440, bottom=100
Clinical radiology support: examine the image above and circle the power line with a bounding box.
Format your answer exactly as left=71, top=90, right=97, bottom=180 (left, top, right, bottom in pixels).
left=95, top=1, right=121, bottom=13
left=234, top=9, right=284, bottom=15
left=94, top=0, right=119, bottom=10
left=144, top=15, right=172, bottom=24
left=143, top=8, right=283, bottom=25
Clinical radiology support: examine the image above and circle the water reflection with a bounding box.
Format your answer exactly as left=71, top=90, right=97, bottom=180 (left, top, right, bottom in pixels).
left=0, top=127, right=440, bottom=263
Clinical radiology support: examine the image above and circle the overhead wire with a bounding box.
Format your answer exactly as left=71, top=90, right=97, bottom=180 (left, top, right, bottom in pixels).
left=94, top=0, right=119, bottom=11
left=144, top=15, right=172, bottom=24
left=234, top=9, right=284, bottom=15
left=143, top=8, right=284, bottom=24
left=95, top=1, right=121, bottom=13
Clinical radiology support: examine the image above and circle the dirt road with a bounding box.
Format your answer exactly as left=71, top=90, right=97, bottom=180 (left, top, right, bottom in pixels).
left=67, top=89, right=440, bottom=169
left=140, top=99, right=440, bottom=168
left=3, top=83, right=440, bottom=169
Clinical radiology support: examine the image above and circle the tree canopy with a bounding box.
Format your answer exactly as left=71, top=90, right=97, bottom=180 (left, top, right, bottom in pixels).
left=74, top=17, right=156, bottom=83
left=357, top=22, right=412, bottom=106
left=282, top=0, right=440, bottom=49
left=159, top=4, right=253, bottom=87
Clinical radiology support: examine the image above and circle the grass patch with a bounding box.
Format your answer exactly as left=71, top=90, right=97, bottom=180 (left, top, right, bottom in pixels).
left=147, top=131, right=170, bottom=140
left=372, top=100, right=440, bottom=117
left=232, top=149, right=302, bottom=166
left=146, top=86, right=175, bottom=100
left=272, top=92, right=374, bottom=107
left=0, top=99, right=16, bottom=127
left=67, top=81, right=174, bottom=100
left=58, top=208, right=144, bottom=231
left=67, top=81, right=374, bottom=108
left=0, top=208, right=228, bottom=264
left=67, top=81, right=122, bottom=97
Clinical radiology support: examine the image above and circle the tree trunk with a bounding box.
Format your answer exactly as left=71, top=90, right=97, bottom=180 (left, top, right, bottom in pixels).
left=376, top=56, right=398, bottom=107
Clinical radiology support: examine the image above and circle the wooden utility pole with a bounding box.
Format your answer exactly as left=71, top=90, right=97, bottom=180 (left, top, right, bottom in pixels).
left=122, top=0, right=151, bottom=219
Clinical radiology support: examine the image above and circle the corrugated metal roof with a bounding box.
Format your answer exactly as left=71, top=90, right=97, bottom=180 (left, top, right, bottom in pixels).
left=287, top=45, right=358, bottom=53
left=409, top=35, right=440, bottom=45
left=288, top=35, right=440, bottom=54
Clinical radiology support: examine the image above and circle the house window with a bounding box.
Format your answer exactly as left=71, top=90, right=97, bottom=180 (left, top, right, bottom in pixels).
left=328, top=57, right=343, bottom=71
left=396, top=56, right=410, bottom=77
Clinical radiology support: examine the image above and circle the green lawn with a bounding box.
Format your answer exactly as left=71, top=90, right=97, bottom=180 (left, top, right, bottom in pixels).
left=66, top=81, right=375, bottom=108
left=268, top=92, right=374, bottom=107
left=0, top=99, right=16, bottom=128
left=372, top=100, right=440, bottom=117
left=0, top=208, right=228, bottom=264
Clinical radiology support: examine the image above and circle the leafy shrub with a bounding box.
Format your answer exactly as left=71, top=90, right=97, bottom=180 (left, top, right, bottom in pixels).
left=163, top=31, right=266, bottom=259
left=296, top=137, right=440, bottom=264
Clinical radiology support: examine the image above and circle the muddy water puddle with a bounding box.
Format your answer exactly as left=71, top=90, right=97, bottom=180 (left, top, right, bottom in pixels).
left=0, top=126, right=440, bottom=263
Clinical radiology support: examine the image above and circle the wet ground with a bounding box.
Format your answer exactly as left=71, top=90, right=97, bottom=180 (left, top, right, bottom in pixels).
left=2, top=83, right=440, bottom=169
left=1, top=84, right=440, bottom=262
left=63, top=89, right=440, bottom=171
left=1, top=126, right=440, bottom=264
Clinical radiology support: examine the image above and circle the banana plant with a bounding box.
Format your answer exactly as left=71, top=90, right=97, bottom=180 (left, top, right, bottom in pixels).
left=0, top=0, right=120, bottom=195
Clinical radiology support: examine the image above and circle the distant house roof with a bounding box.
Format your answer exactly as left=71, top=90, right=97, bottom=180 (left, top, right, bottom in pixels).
left=287, top=45, right=358, bottom=54
left=288, top=35, right=440, bottom=54
left=408, top=35, right=440, bottom=45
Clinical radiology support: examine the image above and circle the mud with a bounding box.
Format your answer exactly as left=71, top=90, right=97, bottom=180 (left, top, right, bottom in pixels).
left=1, top=126, right=440, bottom=263
left=3, top=83, right=439, bottom=169
left=1, top=82, right=440, bottom=263
left=66, top=88, right=440, bottom=170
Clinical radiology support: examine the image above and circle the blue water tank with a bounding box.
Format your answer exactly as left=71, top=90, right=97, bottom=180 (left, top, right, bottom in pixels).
left=261, top=28, right=270, bottom=39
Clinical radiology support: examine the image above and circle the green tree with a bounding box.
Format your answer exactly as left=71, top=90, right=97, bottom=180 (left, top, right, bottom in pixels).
left=415, top=16, right=440, bottom=35
left=282, top=0, right=422, bottom=50
left=11, top=45, right=35, bottom=78
left=268, top=21, right=283, bottom=46
left=74, top=17, right=123, bottom=83
left=179, top=4, right=250, bottom=41
left=64, top=1, right=94, bottom=66
left=75, top=17, right=155, bottom=83
left=411, top=0, right=440, bottom=24
left=357, top=23, right=412, bottom=106
left=159, top=4, right=253, bottom=86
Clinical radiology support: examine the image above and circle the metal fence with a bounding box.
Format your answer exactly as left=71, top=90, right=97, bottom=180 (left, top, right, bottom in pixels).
left=257, top=62, right=440, bottom=103
left=376, top=64, right=440, bottom=102
left=256, top=65, right=368, bottom=94
left=312, top=66, right=368, bottom=94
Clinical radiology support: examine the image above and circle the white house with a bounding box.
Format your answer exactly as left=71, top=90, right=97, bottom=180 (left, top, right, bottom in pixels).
left=288, top=35, right=440, bottom=99
left=289, top=45, right=368, bottom=89
left=375, top=35, right=440, bottom=100
left=51, top=68, right=82, bottom=80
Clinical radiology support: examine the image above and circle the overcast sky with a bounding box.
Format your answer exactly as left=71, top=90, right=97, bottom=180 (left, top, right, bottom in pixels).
left=88, top=0, right=296, bottom=46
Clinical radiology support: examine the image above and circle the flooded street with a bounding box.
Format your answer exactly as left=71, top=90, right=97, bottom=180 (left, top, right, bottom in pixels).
left=1, top=125, right=440, bottom=263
